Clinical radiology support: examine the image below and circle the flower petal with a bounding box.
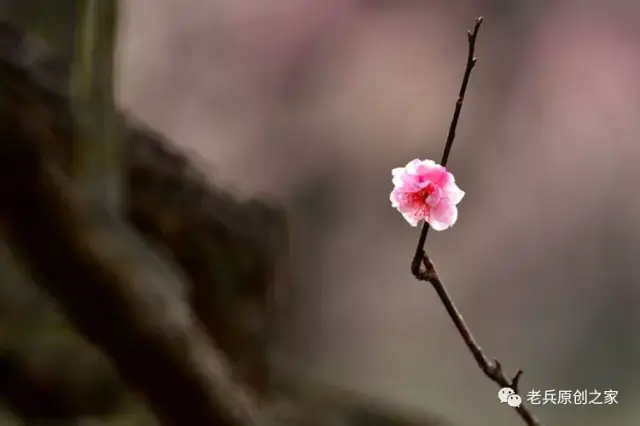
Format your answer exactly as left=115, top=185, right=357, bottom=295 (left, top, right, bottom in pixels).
left=404, top=159, right=422, bottom=174
left=429, top=203, right=458, bottom=230
left=444, top=181, right=465, bottom=204
left=390, top=189, right=404, bottom=207
left=391, top=167, right=406, bottom=178
left=429, top=218, right=450, bottom=231
left=418, top=159, right=437, bottom=169
left=418, top=164, right=451, bottom=186
left=413, top=160, right=437, bottom=176
left=401, top=211, right=422, bottom=227
left=390, top=158, right=462, bottom=229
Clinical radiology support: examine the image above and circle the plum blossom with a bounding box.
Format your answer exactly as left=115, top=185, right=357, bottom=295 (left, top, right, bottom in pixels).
left=390, top=159, right=464, bottom=230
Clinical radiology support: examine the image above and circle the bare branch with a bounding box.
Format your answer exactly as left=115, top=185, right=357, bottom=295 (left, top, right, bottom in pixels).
left=409, top=17, right=542, bottom=426
left=411, top=17, right=482, bottom=277
left=418, top=254, right=540, bottom=425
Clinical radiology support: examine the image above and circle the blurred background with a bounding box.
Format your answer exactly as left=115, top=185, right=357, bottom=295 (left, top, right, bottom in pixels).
left=2, top=0, right=640, bottom=425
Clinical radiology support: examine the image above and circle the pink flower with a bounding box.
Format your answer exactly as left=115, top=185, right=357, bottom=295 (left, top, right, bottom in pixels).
left=390, top=159, right=464, bottom=230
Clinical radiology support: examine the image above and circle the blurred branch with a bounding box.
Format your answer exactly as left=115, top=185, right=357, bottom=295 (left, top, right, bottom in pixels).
left=71, top=0, right=122, bottom=211
left=0, top=19, right=287, bottom=393
left=409, top=17, right=541, bottom=426
left=0, top=92, right=268, bottom=426
left=1, top=9, right=453, bottom=426
left=0, top=348, right=97, bottom=420
left=0, top=12, right=282, bottom=426
left=0, top=234, right=128, bottom=420
left=0, top=0, right=77, bottom=60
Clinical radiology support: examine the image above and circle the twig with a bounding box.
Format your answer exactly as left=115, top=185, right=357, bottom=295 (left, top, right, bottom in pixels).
left=419, top=255, right=539, bottom=425
left=411, top=17, right=482, bottom=276
left=410, top=17, right=541, bottom=426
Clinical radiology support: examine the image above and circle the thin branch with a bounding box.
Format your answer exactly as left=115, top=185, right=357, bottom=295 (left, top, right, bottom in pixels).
left=419, top=254, right=539, bottom=425
left=411, top=17, right=482, bottom=277
left=409, top=17, right=542, bottom=426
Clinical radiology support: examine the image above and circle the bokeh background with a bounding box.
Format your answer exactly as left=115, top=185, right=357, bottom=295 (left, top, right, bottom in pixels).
left=2, top=0, right=640, bottom=425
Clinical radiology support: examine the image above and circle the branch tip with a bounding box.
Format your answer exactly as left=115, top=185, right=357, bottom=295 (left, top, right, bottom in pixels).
left=493, top=359, right=502, bottom=371
left=512, top=370, right=524, bottom=392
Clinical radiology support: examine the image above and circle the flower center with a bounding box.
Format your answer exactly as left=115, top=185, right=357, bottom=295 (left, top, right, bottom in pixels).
left=409, top=182, right=440, bottom=207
